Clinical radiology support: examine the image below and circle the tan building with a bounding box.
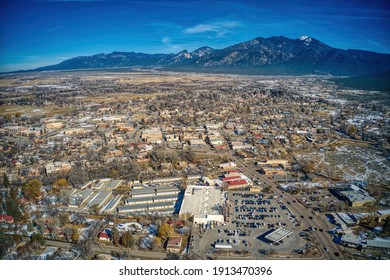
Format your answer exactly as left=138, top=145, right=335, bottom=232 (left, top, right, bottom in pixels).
left=166, top=236, right=182, bottom=253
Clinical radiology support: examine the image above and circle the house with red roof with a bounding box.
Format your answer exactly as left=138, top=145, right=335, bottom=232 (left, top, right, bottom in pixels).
left=225, top=179, right=250, bottom=190
left=0, top=214, right=14, bottom=223
left=98, top=232, right=111, bottom=241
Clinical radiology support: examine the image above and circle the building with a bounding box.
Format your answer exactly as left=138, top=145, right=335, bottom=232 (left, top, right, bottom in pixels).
left=102, top=195, right=123, bottom=213
left=3, top=126, right=29, bottom=136
left=258, top=166, right=287, bottom=176
left=147, top=176, right=182, bottom=184
left=45, top=161, right=72, bottom=175
left=68, top=189, right=94, bottom=208
left=131, top=185, right=180, bottom=198
left=225, top=179, right=251, bottom=190
left=264, top=227, right=293, bottom=244
left=166, top=236, right=183, bottom=253
left=0, top=214, right=14, bottom=223
left=142, top=128, right=163, bottom=144
left=117, top=185, right=180, bottom=214
left=117, top=201, right=176, bottom=214
left=256, top=159, right=290, bottom=169
left=179, top=185, right=226, bottom=225
left=330, top=185, right=376, bottom=207
left=124, top=194, right=178, bottom=205
left=98, top=232, right=111, bottom=241
left=87, top=190, right=112, bottom=208
left=340, top=234, right=390, bottom=252
left=219, top=162, right=237, bottom=170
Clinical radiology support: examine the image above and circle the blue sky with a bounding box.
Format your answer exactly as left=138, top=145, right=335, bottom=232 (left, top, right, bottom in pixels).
left=0, top=0, right=389, bottom=72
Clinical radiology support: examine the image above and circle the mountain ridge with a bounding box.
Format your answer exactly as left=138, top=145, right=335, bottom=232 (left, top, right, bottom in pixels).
left=33, top=36, right=390, bottom=76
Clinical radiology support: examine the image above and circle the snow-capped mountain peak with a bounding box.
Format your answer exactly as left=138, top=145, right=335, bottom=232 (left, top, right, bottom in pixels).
left=299, top=35, right=312, bottom=41
left=298, top=35, right=313, bottom=46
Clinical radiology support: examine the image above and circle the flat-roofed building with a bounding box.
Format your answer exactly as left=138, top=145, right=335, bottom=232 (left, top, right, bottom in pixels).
left=256, top=159, right=290, bottom=169
left=189, top=139, right=206, bottom=147
left=117, top=201, right=176, bottom=214
left=102, top=195, right=123, bottom=213
left=331, top=185, right=376, bottom=207
left=87, top=190, right=112, bottom=208
left=340, top=234, right=390, bottom=252
left=187, top=174, right=202, bottom=181
left=150, top=176, right=182, bottom=184
left=259, top=166, right=287, bottom=176
left=125, top=194, right=178, bottom=205
left=166, top=236, right=183, bottom=253
left=131, top=185, right=179, bottom=198
left=225, top=179, right=251, bottom=190
left=219, top=162, right=237, bottom=170
left=68, top=189, right=94, bottom=208
left=179, top=185, right=226, bottom=225
left=264, top=227, right=293, bottom=244
left=336, top=212, right=357, bottom=227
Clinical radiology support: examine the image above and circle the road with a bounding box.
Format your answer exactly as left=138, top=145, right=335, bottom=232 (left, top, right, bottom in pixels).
left=232, top=158, right=342, bottom=259
left=44, top=239, right=168, bottom=259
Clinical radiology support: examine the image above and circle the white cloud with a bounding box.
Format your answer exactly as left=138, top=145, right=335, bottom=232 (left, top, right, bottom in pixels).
left=162, top=37, right=170, bottom=44
left=161, top=37, right=181, bottom=52
left=184, top=21, right=241, bottom=37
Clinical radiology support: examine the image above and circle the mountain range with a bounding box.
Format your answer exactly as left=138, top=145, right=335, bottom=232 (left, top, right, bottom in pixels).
left=35, top=36, right=390, bottom=76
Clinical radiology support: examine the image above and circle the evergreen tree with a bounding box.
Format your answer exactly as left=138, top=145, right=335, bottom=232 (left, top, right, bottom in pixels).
left=5, top=196, right=22, bottom=222
left=3, top=174, right=10, bottom=188
left=0, top=231, right=14, bottom=259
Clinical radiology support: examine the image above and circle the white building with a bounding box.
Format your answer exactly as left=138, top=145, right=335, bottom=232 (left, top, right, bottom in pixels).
left=179, top=185, right=226, bottom=225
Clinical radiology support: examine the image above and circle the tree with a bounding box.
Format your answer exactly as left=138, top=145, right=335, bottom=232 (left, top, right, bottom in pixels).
left=0, top=231, right=14, bottom=259
left=75, top=239, right=93, bottom=260
left=302, top=162, right=315, bottom=173
left=158, top=224, right=174, bottom=240
left=54, top=178, right=69, bottom=187
left=263, top=186, right=271, bottom=193
left=58, top=212, right=70, bottom=227
left=89, top=204, right=101, bottom=215
left=347, top=125, right=357, bottom=136
left=5, top=196, right=22, bottom=222
left=120, top=230, right=134, bottom=248
left=71, top=226, right=80, bottom=242
left=153, top=236, right=163, bottom=249
left=31, top=233, right=45, bottom=246
left=9, top=188, right=18, bottom=200
left=22, top=179, right=42, bottom=201
left=382, top=217, right=390, bottom=238
left=3, top=174, right=10, bottom=188
left=112, top=226, right=120, bottom=246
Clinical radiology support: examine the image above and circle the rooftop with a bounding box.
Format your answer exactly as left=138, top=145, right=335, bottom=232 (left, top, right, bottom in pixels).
left=264, top=227, right=293, bottom=243
left=180, top=185, right=225, bottom=217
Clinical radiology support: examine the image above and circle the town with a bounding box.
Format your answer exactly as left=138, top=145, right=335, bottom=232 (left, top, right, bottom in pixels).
left=0, top=70, right=389, bottom=260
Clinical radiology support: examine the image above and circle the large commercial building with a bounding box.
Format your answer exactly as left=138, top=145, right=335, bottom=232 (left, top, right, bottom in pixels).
left=330, top=184, right=376, bottom=207
left=117, top=185, right=180, bottom=215
left=340, top=235, right=390, bottom=252
left=179, top=185, right=227, bottom=225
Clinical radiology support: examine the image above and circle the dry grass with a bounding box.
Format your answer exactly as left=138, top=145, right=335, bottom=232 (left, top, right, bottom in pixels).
left=82, top=92, right=167, bottom=103
left=0, top=104, right=44, bottom=116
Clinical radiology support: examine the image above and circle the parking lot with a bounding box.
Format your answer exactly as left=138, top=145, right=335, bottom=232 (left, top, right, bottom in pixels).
left=192, top=191, right=310, bottom=259
left=289, top=189, right=345, bottom=212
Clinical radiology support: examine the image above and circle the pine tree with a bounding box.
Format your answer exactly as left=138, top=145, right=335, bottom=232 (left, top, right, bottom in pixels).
left=5, top=196, right=22, bottom=221
left=3, top=174, right=10, bottom=188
